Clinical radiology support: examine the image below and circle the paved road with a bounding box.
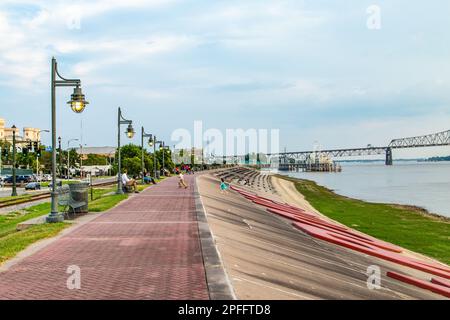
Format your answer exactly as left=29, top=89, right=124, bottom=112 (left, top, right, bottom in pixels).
left=0, top=188, right=43, bottom=197
left=0, top=175, right=209, bottom=300
left=0, top=177, right=116, bottom=198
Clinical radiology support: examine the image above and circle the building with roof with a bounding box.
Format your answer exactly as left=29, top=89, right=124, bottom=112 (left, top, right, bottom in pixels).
left=0, top=117, right=42, bottom=142
left=75, top=146, right=116, bottom=160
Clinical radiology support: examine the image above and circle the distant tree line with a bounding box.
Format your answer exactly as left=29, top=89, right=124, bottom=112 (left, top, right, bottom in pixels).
left=425, top=156, right=450, bottom=162
left=1, top=141, right=175, bottom=177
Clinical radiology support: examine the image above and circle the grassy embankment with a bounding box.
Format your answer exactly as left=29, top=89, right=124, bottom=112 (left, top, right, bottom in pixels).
left=279, top=176, right=450, bottom=265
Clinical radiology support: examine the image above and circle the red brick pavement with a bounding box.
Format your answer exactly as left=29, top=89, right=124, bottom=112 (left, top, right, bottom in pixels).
left=0, top=175, right=209, bottom=300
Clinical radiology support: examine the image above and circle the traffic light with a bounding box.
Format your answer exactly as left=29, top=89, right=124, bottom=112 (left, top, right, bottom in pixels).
left=2, top=148, right=8, bottom=157
left=36, top=148, right=42, bottom=157
left=23, top=148, right=29, bottom=156
left=33, top=141, right=38, bottom=152
left=28, top=141, right=33, bottom=150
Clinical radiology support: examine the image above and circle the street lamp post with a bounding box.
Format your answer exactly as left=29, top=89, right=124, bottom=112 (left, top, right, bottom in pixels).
left=79, top=143, right=86, bottom=178
left=117, top=107, right=135, bottom=194
left=36, top=130, right=49, bottom=180
left=161, top=142, right=165, bottom=176
left=67, top=138, right=78, bottom=180
left=159, top=143, right=170, bottom=176
left=58, top=137, right=62, bottom=178
left=47, top=57, right=88, bottom=223
left=11, top=125, right=17, bottom=197
left=163, top=145, right=170, bottom=176
left=154, top=138, right=163, bottom=178
left=152, top=136, right=157, bottom=179
left=106, top=151, right=115, bottom=176
left=141, top=127, right=153, bottom=184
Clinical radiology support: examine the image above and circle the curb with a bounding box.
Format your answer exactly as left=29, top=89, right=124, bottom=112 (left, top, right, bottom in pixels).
left=194, top=176, right=236, bottom=300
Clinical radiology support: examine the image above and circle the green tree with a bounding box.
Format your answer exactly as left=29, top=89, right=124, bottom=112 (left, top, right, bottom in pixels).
left=83, top=154, right=109, bottom=166
left=39, top=149, right=52, bottom=173
left=0, top=141, right=12, bottom=168
left=16, top=151, right=35, bottom=169
left=114, top=144, right=156, bottom=177
left=156, top=148, right=174, bottom=172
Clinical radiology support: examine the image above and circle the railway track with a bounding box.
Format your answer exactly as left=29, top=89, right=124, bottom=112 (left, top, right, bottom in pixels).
left=0, top=180, right=116, bottom=210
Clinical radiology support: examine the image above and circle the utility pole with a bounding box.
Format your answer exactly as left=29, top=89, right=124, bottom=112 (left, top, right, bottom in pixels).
left=141, top=127, right=153, bottom=184
left=58, top=137, right=62, bottom=178
left=11, top=125, right=17, bottom=197
left=35, top=130, right=49, bottom=181
left=80, top=144, right=83, bottom=178
left=36, top=142, right=39, bottom=178
left=67, top=139, right=79, bottom=180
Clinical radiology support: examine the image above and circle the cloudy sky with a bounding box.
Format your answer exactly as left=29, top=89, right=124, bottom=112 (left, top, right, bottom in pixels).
left=1, top=0, right=450, bottom=158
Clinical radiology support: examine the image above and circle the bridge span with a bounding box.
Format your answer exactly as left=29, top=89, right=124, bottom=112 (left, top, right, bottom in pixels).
left=266, top=129, right=450, bottom=167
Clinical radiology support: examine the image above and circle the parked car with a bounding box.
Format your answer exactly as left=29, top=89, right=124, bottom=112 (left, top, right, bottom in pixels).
left=4, top=175, right=32, bottom=184
left=25, top=182, right=41, bottom=190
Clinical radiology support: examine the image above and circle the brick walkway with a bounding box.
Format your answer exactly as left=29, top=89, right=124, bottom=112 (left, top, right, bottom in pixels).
left=0, top=175, right=209, bottom=300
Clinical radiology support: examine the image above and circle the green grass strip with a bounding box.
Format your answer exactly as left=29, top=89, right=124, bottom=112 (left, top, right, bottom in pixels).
left=281, top=176, right=450, bottom=265
left=0, top=223, right=68, bottom=264
left=0, top=187, right=131, bottom=265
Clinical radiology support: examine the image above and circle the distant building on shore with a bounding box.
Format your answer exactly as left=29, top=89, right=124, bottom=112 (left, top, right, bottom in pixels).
left=75, top=146, right=116, bottom=160
left=173, top=147, right=204, bottom=164
left=0, top=117, right=42, bottom=142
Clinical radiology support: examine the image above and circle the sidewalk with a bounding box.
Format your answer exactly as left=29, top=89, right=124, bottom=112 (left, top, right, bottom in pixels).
left=0, top=175, right=209, bottom=300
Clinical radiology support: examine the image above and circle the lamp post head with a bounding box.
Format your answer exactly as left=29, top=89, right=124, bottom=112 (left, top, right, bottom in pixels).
left=68, top=86, right=89, bottom=113
left=126, top=124, right=135, bottom=139
left=148, top=135, right=154, bottom=147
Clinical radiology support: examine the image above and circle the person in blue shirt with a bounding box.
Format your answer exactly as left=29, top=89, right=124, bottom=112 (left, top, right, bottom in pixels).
left=220, top=178, right=229, bottom=194
left=143, top=172, right=157, bottom=185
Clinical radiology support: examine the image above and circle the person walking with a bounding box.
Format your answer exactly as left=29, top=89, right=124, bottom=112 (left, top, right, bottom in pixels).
left=178, top=172, right=188, bottom=189
left=220, top=178, right=229, bottom=194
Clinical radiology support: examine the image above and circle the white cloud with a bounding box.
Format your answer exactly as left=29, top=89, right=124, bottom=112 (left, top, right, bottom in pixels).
left=0, top=0, right=188, bottom=88
left=188, top=1, right=328, bottom=49
left=68, top=35, right=201, bottom=78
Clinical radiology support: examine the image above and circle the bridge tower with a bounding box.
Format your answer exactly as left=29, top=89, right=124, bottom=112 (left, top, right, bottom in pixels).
left=385, top=147, right=393, bottom=166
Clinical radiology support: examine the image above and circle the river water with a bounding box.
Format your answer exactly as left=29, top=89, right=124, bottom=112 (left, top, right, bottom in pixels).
left=278, top=161, right=450, bottom=218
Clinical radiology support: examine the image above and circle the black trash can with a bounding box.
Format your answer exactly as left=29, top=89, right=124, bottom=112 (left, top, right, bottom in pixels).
left=68, top=182, right=89, bottom=214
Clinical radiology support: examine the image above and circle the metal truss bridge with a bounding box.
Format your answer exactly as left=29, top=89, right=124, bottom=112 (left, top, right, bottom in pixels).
left=266, top=129, right=450, bottom=166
